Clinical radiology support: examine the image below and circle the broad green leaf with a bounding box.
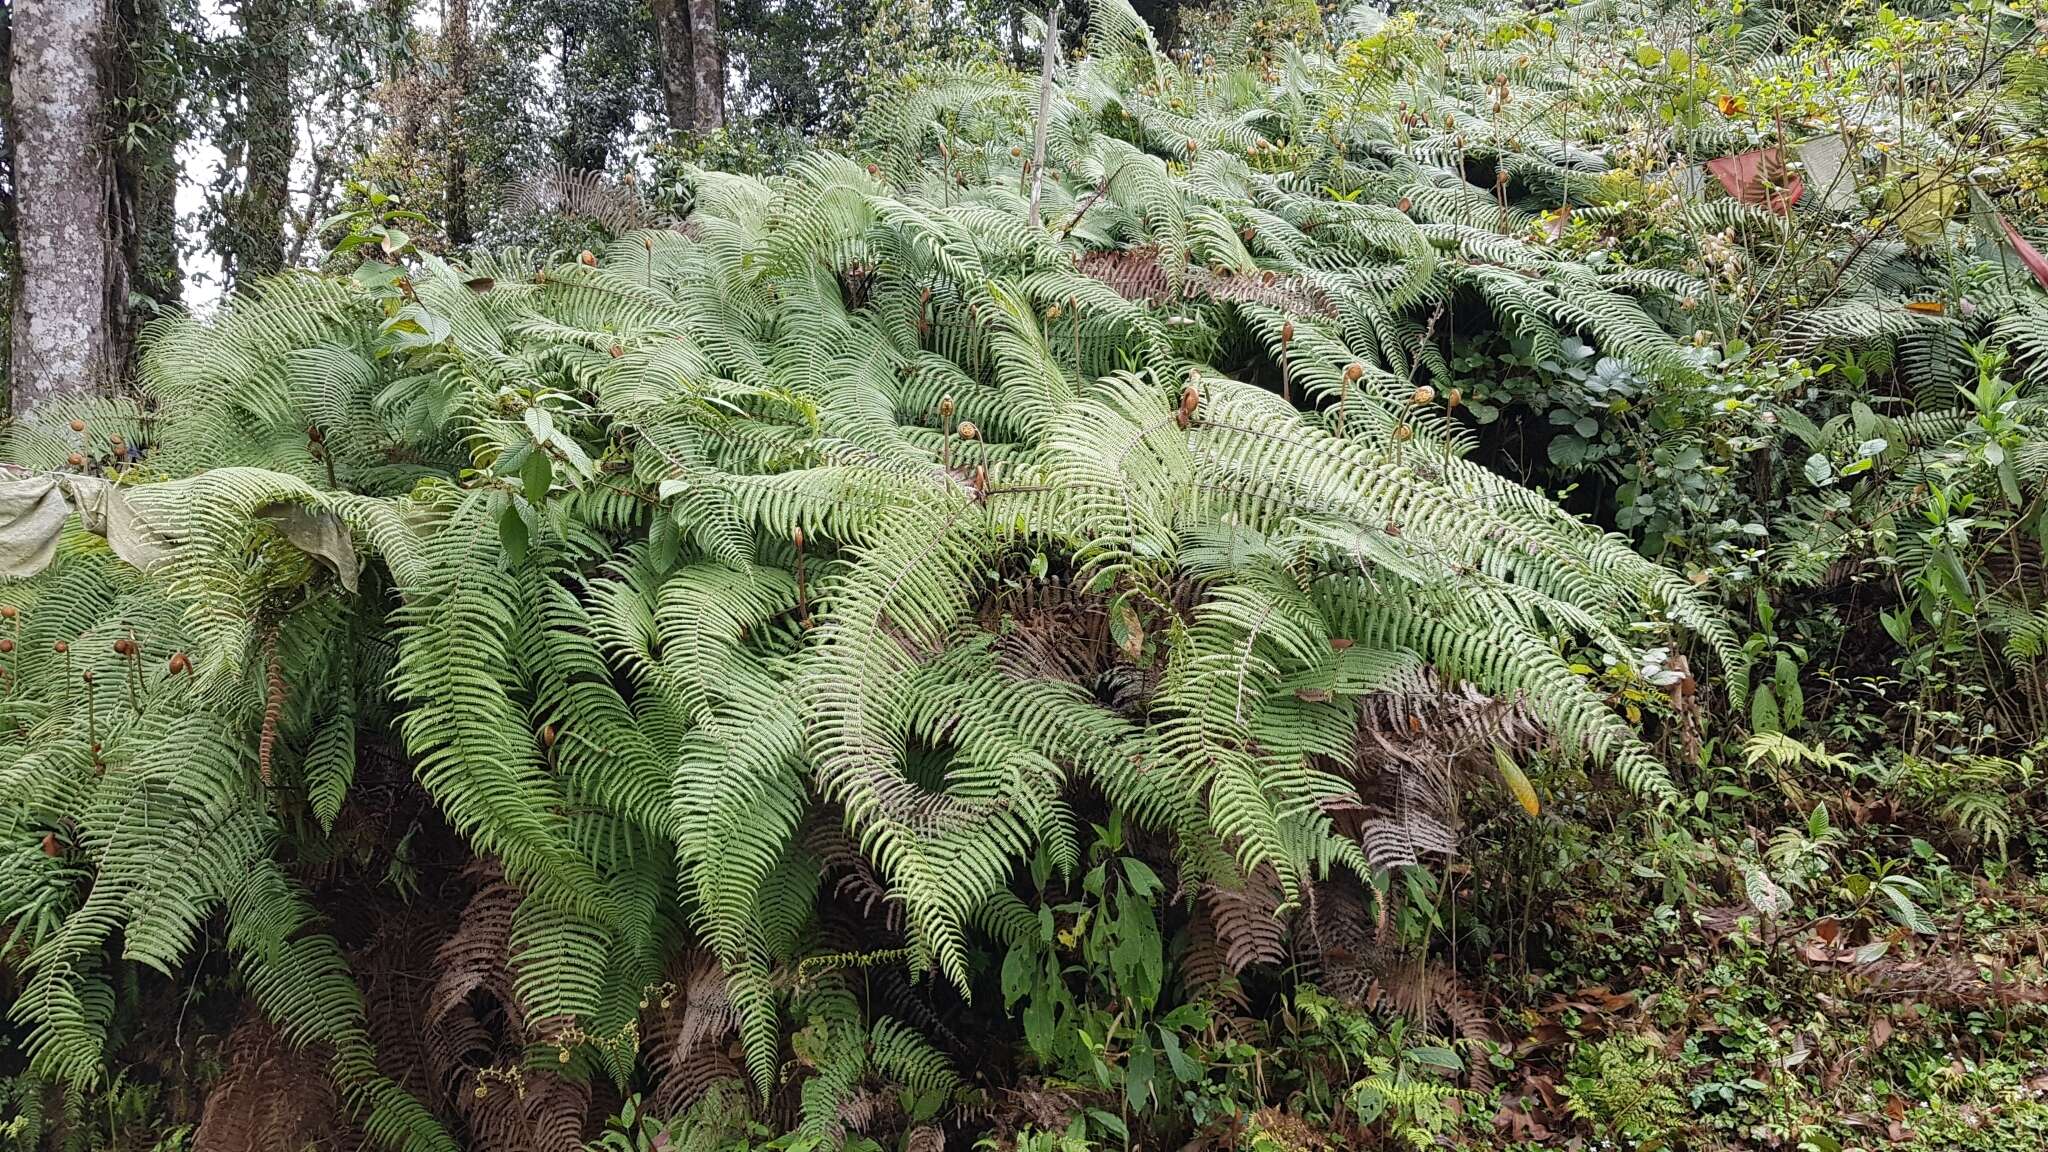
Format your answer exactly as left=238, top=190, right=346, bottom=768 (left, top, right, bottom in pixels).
left=1750, top=683, right=1780, bottom=734
left=1001, top=945, right=1031, bottom=1006
left=1774, top=654, right=1804, bottom=731
left=1158, top=1028, right=1198, bottom=1081
left=1120, top=858, right=1163, bottom=899
left=1124, top=1041, right=1155, bottom=1112
left=1881, top=883, right=1935, bottom=934
left=499, top=504, right=529, bottom=566
left=1406, top=1045, right=1463, bottom=1071
left=521, top=451, right=554, bottom=504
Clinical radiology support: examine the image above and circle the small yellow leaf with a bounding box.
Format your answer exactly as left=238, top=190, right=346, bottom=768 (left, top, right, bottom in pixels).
left=1111, top=599, right=1144, bottom=661
left=1494, top=746, right=1540, bottom=816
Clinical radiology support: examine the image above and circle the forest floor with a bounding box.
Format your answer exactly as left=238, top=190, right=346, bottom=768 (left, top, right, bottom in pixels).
left=1451, top=799, right=2048, bottom=1151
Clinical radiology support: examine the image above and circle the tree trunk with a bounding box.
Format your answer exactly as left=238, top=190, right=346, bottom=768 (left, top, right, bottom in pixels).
left=1026, top=3, right=1058, bottom=230
left=8, top=0, right=120, bottom=414
left=557, top=23, right=607, bottom=170
left=443, top=0, right=473, bottom=247
left=649, top=0, right=695, bottom=136
left=115, top=0, right=182, bottom=311
left=686, top=0, right=724, bottom=133
left=231, top=0, right=292, bottom=284
left=0, top=32, right=9, bottom=394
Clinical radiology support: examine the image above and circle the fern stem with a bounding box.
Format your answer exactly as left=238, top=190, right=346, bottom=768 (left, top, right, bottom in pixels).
left=82, top=670, right=96, bottom=756
left=793, top=524, right=810, bottom=628
left=259, top=635, right=284, bottom=788
left=1071, top=301, right=1081, bottom=382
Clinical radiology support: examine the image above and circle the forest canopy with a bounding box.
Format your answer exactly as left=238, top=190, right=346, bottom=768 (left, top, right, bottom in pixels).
left=8, top=1, right=2048, bottom=1150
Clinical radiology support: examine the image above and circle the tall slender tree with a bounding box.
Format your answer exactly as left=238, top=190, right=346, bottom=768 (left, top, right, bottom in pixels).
left=650, top=0, right=696, bottom=134
left=7, top=0, right=122, bottom=413
left=686, top=0, right=724, bottom=132
left=227, top=0, right=293, bottom=284
left=650, top=0, right=721, bottom=135
left=444, top=0, right=474, bottom=246
left=114, top=0, right=186, bottom=311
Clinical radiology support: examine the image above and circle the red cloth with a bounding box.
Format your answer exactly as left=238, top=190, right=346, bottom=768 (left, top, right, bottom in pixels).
left=1999, top=214, right=2048, bottom=291
left=1706, top=147, right=1803, bottom=213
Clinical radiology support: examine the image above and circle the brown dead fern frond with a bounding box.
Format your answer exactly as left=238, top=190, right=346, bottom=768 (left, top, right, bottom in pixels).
left=1345, top=669, right=1543, bottom=869
left=503, top=164, right=652, bottom=234
left=193, top=1018, right=343, bottom=1152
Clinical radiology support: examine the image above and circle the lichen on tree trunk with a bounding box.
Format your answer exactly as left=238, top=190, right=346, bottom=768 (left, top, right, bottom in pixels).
left=650, top=0, right=696, bottom=137
left=233, top=0, right=293, bottom=283
left=444, top=0, right=473, bottom=247
left=8, top=0, right=119, bottom=414
left=115, top=0, right=184, bottom=313
left=687, top=0, right=724, bottom=134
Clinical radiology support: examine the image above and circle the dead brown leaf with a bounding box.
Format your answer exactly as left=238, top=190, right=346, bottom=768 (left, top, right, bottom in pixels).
left=1492, top=1104, right=1551, bottom=1142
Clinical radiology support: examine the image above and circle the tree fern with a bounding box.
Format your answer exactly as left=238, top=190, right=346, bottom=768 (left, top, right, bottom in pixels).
left=0, top=6, right=1757, bottom=1145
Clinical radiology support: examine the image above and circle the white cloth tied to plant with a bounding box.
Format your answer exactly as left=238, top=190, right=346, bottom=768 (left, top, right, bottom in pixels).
left=1794, top=135, right=1859, bottom=212
left=0, top=470, right=358, bottom=590
left=257, top=500, right=360, bottom=591
left=0, top=473, right=172, bottom=576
